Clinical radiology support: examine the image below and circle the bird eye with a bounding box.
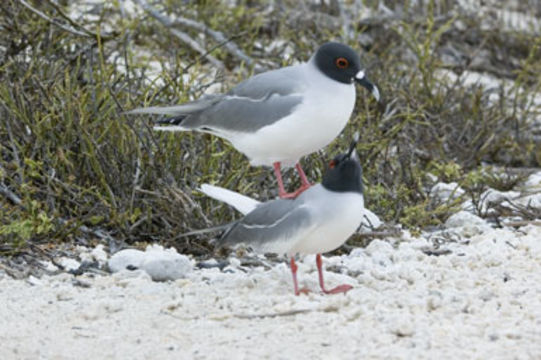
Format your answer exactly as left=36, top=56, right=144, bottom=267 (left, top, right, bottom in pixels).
left=329, top=160, right=336, bottom=168
left=335, top=57, right=349, bottom=69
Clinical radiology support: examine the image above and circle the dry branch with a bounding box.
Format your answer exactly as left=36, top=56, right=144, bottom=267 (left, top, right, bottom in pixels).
left=234, top=309, right=312, bottom=319
left=166, top=16, right=253, bottom=66
left=134, top=0, right=253, bottom=68
left=18, top=0, right=116, bottom=40
left=0, top=183, right=23, bottom=206
left=134, top=0, right=223, bottom=68
left=18, top=0, right=92, bottom=38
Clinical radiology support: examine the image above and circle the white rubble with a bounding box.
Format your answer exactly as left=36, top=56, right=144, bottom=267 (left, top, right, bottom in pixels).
left=480, top=188, right=521, bottom=208
left=58, top=257, right=80, bottom=272
left=39, top=260, right=59, bottom=272
left=91, top=244, right=108, bottom=265
left=140, top=245, right=193, bottom=282
left=108, top=248, right=146, bottom=272
left=461, top=186, right=541, bottom=216
left=431, top=181, right=465, bottom=202
left=444, top=211, right=492, bottom=237
left=2, top=224, right=541, bottom=359
left=445, top=211, right=487, bottom=228
left=504, top=193, right=541, bottom=211
left=523, top=171, right=541, bottom=189
left=78, top=244, right=109, bottom=266
left=462, top=188, right=522, bottom=215
left=108, top=245, right=193, bottom=281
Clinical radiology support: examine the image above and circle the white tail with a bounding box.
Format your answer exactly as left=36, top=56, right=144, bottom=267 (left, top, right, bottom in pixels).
left=199, top=184, right=260, bottom=215
left=125, top=104, right=207, bottom=116
left=153, top=126, right=189, bottom=132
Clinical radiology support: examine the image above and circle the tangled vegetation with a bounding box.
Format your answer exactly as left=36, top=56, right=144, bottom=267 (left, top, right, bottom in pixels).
left=1, top=0, right=540, bottom=254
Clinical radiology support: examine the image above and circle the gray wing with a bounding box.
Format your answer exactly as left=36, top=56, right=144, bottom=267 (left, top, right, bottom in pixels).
left=228, top=65, right=305, bottom=98
left=218, top=198, right=316, bottom=254
left=177, top=66, right=306, bottom=133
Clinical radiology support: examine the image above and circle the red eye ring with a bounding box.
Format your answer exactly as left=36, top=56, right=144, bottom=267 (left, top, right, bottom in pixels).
left=329, top=160, right=336, bottom=168
left=335, top=57, right=349, bottom=69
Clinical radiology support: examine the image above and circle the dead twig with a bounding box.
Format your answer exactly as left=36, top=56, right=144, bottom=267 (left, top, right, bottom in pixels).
left=18, top=0, right=92, bottom=38
left=134, top=0, right=253, bottom=68
left=0, top=182, right=23, bottom=206
left=44, top=0, right=94, bottom=35
left=420, top=247, right=452, bottom=256
left=233, top=309, right=312, bottom=319
left=134, top=0, right=223, bottom=69
left=504, top=220, right=541, bottom=227
left=172, top=27, right=224, bottom=69
left=19, top=0, right=116, bottom=40
left=355, top=229, right=402, bottom=239
left=167, top=16, right=253, bottom=66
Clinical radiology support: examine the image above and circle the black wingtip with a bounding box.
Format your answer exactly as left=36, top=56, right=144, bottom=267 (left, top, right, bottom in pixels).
left=156, top=114, right=187, bottom=125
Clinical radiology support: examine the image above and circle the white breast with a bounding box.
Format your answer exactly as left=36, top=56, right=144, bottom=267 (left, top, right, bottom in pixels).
left=288, top=185, right=365, bottom=255
left=231, top=64, right=356, bottom=167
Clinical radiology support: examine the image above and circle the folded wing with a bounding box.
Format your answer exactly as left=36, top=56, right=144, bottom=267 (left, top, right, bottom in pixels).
left=218, top=198, right=316, bottom=254
left=127, top=65, right=306, bottom=134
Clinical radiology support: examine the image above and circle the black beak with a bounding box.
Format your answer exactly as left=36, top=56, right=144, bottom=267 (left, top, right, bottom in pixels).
left=355, top=71, right=380, bottom=102
left=346, top=132, right=360, bottom=158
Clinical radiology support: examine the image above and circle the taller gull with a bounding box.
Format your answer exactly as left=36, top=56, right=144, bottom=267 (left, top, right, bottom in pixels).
left=128, top=42, right=380, bottom=198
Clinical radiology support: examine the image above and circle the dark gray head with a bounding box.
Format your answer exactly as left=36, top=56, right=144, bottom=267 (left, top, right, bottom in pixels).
left=322, top=138, right=363, bottom=194
left=312, top=42, right=380, bottom=102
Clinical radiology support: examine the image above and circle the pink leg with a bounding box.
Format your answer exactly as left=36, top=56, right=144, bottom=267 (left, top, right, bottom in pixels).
left=286, top=163, right=312, bottom=197
left=274, top=162, right=301, bottom=199
left=273, top=162, right=287, bottom=196
left=290, top=257, right=310, bottom=296
left=316, top=254, right=353, bottom=295
left=295, top=163, right=311, bottom=187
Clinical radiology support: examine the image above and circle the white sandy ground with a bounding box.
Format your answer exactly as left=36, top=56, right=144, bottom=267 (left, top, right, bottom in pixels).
left=4, top=2, right=538, bottom=358
left=1, top=222, right=541, bottom=360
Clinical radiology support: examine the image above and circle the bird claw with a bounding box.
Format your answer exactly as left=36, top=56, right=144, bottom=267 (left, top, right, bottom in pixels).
left=279, top=191, right=299, bottom=199
left=322, top=284, right=353, bottom=295
left=279, top=184, right=312, bottom=199
left=295, top=287, right=311, bottom=296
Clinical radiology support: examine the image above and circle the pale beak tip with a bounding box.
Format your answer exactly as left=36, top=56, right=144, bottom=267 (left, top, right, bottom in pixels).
left=351, top=149, right=359, bottom=161
left=372, top=85, right=381, bottom=102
